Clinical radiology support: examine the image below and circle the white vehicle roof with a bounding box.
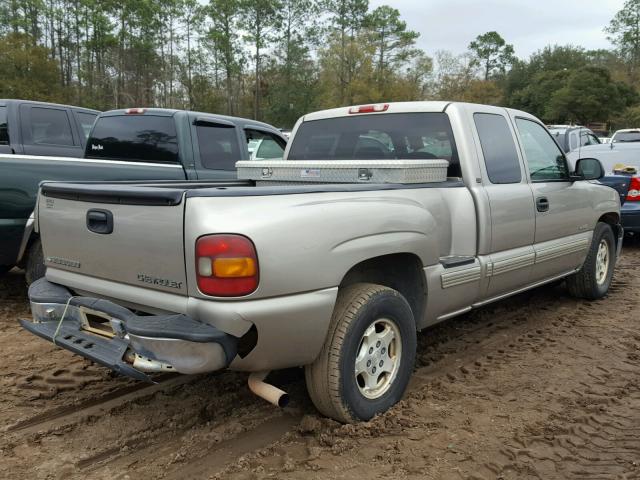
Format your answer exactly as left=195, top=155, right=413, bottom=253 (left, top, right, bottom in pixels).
left=613, top=128, right=640, bottom=133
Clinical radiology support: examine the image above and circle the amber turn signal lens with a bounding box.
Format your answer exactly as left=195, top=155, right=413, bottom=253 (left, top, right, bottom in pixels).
left=213, top=257, right=256, bottom=278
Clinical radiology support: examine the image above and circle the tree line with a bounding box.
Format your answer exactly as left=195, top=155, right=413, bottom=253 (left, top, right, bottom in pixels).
left=1, top=0, right=640, bottom=130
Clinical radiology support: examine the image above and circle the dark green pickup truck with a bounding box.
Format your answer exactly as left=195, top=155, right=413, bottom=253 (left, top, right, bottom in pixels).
left=0, top=105, right=287, bottom=282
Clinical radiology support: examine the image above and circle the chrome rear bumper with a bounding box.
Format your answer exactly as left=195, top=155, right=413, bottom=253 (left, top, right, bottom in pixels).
left=22, top=278, right=238, bottom=381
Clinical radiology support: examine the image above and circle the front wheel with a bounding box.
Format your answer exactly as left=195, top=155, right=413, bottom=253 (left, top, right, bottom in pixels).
left=566, top=222, right=616, bottom=300
left=305, top=283, right=416, bottom=423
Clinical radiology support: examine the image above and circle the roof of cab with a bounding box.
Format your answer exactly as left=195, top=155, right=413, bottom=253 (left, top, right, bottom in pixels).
left=98, top=108, right=281, bottom=132
left=300, top=101, right=543, bottom=123
left=0, top=99, right=99, bottom=113
left=302, top=101, right=452, bottom=122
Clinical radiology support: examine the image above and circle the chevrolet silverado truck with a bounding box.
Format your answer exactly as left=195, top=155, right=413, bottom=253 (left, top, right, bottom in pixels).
left=1, top=107, right=286, bottom=282
left=22, top=102, right=621, bottom=423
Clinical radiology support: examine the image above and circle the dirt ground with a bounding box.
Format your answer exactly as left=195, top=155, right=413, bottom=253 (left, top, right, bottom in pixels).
left=1, top=244, right=639, bottom=480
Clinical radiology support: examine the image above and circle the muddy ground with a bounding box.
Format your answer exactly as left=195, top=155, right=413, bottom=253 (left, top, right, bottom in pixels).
left=1, top=245, right=639, bottom=480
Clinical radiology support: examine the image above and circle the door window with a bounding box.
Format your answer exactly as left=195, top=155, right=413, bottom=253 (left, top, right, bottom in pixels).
left=0, top=107, right=8, bottom=144
left=245, top=129, right=285, bottom=160
left=196, top=124, right=241, bottom=170
left=27, top=107, right=74, bottom=146
left=474, top=113, right=521, bottom=184
left=516, top=118, right=569, bottom=182
left=586, top=133, right=600, bottom=145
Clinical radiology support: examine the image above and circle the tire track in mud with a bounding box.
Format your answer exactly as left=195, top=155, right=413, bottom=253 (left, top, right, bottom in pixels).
left=5, top=373, right=188, bottom=435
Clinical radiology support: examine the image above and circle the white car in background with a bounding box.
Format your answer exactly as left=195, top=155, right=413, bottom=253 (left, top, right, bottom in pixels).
left=611, top=129, right=640, bottom=143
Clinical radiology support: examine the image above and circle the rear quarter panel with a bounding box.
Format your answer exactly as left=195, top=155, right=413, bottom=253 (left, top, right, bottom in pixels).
left=184, top=186, right=477, bottom=300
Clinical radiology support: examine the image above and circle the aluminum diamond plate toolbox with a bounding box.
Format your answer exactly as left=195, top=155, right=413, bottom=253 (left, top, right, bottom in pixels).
left=236, top=159, right=449, bottom=184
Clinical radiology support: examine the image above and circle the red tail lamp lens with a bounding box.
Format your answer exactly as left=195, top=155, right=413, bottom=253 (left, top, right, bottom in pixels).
left=196, top=235, right=259, bottom=297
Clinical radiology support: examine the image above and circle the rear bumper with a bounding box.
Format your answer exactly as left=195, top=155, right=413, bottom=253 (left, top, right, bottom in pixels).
left=22, top=278, right=237, bottom=381
left=621, top=202, right=640, bottom=233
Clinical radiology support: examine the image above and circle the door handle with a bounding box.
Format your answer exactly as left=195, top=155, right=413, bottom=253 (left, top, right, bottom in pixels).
left=86, top=209, right=114, bottom=234
left=536, top=197, right=549, bottom=213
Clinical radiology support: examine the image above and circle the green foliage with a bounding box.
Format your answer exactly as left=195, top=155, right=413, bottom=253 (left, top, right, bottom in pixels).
left=544, top=67, right=637, bottom=124
left=0, top=33, right=64, bottom=101
left=364, top=5, right=419, bottom=94
left=1, top=1, right=640, bottom=130
left=606, top=0, right=640, bottom=78
left=504, top=43, right=639, bottom=124
left=468, top=31, right=515, bottom=80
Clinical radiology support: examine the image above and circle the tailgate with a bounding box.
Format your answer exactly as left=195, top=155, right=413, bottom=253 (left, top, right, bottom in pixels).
left=38, top=183, right=188, bottom=294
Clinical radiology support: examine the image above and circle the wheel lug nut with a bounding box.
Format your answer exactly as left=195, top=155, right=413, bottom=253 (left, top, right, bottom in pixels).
left=376, top=341, right=381, bottom=348
left=381, top=347, right=386, bottom=354
left=379, top=360, right=383, bottom=367
left=367, top=360, right=371, bottom=367
left=369, top=347, right=373, bottom=354
left=372, top=367, right=376, bottom=374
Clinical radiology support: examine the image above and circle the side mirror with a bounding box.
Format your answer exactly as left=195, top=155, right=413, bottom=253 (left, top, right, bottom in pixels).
left=573, top=158, right=605, bottom=181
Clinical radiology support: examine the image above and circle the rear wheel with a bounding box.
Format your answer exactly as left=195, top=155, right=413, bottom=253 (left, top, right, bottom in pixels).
left=25, top=239, right=46, bottom=285
left=566, top=222, right=615, bottom=300
left=305, top=283, right=416, bottom=423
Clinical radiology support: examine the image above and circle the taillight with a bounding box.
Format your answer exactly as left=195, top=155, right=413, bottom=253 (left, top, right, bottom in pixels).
left=627, top=177, right=640, bottom=202
left=125, top=108, right=146, bottom=114
left=348, top=104, right=389, bottom=114
left=195, top=235, right=259, bottom=297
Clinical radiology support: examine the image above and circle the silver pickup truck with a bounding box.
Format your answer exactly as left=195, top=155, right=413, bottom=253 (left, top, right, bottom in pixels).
left=22, top=102, right=621, bottom=423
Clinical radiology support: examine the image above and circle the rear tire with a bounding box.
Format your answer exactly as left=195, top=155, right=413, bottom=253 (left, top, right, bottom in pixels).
left=25, top=239, right=46, bottom=285
left=305, top=283, right=416, bottom=423
left=566, top=222, right=615, bottom=300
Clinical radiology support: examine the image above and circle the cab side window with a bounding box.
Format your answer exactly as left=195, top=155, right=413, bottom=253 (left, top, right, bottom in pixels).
left=25, top=107, right=74, bottom=146
left=196, top=124, right=241, bottom=170
left=245, top=129, right=285, bottom=160
left=75, top=111, right=98, bottom=141
left=0, top=106, right=8, bottom=144
left=474, top=113, right=521, bottom=184
left=516, top=118, right=569, bottom=182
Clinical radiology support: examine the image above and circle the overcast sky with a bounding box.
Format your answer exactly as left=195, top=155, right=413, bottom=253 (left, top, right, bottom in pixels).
left=369, top=0, right=627, bottom=59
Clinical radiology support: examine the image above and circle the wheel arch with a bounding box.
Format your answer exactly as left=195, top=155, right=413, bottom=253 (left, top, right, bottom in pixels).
left=597, top=212, right=622, bottom=248
left=339, top=253, right=427, bottom=328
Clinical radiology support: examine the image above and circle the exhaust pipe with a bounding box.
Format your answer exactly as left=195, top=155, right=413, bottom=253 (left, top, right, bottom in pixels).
left=248, top=371, right=289, bottom=408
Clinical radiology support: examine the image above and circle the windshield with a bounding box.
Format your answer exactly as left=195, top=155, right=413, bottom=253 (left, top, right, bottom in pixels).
left=86, top=115, right=179, bottom=163
left=613, top=131, right=640, bottom=143
left=288, top=112, right=459, bottom=174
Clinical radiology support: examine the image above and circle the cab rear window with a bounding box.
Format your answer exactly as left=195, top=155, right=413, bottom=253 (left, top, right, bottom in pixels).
left=287, top=112, right=459, bottom=172
left=86, top=115, right=179, bottom=163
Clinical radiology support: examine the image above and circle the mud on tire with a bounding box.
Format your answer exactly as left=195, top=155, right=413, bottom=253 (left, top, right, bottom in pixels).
left=305, top=283, right=416, bottom=423
left=25, top=238, right=46, bottom=285
left=566, top=222, right=616, bottom=300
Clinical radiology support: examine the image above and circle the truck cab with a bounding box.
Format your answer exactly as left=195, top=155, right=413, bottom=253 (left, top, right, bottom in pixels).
left=85, top=108, right=287, bottom=179
left=0, top=99, right=99, bottom=157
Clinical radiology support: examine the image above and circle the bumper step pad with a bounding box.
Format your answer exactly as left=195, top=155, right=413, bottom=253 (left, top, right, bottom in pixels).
left=20, top=318, right=151, bottom=382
